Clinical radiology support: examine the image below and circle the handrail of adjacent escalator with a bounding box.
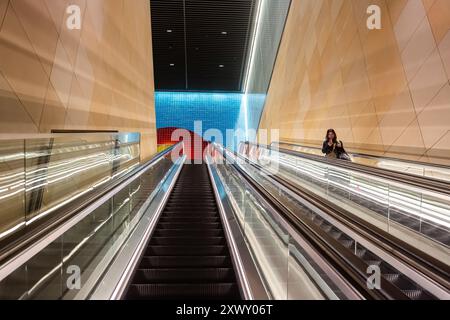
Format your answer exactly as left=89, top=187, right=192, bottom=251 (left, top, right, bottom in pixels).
left=223, top=153, right=389, bottom=299
left=240, top=148, right=450, bottom=294
left=221, top=145, right=449, bottom=299
left=273, top=141, right=450, bottom=170
left=208, top=144, right=364, bottom=299
left=0, top=142, right=184, bottom=265
left=245, top=142, right=449, bottom=194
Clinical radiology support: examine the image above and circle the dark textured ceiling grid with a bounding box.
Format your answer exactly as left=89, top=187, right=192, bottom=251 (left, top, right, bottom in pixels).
left=150, top=0, right=256, bottom=92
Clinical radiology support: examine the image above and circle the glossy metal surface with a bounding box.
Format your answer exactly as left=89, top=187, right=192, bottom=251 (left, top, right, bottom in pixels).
left=0, top=142, right=182, bottom=300
left=90, top=153, right=186, bottom=300
left=206, top=152, right=269, bottom=300
left=273, top=142, right=450, bottom=183
left=241, top=143, right=450, bottom=265
left=0, top=133, right=141, bottom=243
left=233, top=144, right=449, bottom=299
left=208, top=144, right=362, bottom=300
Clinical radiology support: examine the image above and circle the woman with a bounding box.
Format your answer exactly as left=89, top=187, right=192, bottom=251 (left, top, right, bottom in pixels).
left=322, top=129, right=350, bottom=160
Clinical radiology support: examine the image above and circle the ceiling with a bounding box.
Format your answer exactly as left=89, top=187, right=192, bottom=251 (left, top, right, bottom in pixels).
left=150, top=0, right=256, bottom=92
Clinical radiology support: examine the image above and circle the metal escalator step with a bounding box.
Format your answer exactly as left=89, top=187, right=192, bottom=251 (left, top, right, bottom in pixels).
left=163, top=210, right=219, bottom=216
left=154, top=229, right=224, bottom=237
left=139, top=256, right=232, bottom=268
left=159, top=217, right=219, bottom=223
left=402, top=289, right=427, bottom=300
left=126, top=283, right=239, bottom=300
left=165, top=204, right=217, bottom=209
left=355, top=249, right=367, bottom=257
left=364, top=260, right=382, bottom=266
left=150, top=237, right=225, bottom=245
left=157, top=222, right=221, bottom=229
left=383, top=273, right=400, bottom=283
left=133, top=268, right=235, bottom=283
left=161, top=214, right=220, bottom=219
left=167, top=198, right=216, bottom=202
left=383, top=273, right=416, bottom=289
left=339, top=239, right=354, bottom=248
left=313, top=218, right=324, bottom=226
left=330, top=230, right=343, bottom=239
left=171, top=190, right=213, bottom=193
left=167, top=196, right=215, bottom=201
left=321, top=224, right=333, bottom=233
left=169, top=193, right=213, bottom=197
left=146, top=245, right=228, bottom=256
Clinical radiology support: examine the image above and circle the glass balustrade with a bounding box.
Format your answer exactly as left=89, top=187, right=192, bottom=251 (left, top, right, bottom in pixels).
left=206, top=144, right=352, bottom=300
left=273, top=142, right=450, bottom=183
left=0, top=133, right=141, bottom=242
left=238, top=143, right=450, bottom=265
left=0, top=144, right=184, bottom=300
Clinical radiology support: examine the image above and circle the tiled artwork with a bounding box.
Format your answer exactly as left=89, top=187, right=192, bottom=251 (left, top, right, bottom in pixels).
left=155, top=91, right=265, bottom=149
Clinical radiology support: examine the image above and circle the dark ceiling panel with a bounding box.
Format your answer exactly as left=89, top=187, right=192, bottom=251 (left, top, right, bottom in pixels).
left=150, top=0, right=255, bottom=92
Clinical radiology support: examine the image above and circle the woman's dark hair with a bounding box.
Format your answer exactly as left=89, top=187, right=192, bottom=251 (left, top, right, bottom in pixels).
left=325, top=129, right=337, bottom=143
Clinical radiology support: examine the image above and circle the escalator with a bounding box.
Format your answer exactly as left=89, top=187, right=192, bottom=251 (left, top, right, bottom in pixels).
left=124, top=164, right=240, bottom=300
left=309, top=214, right=435, bottom=299
left=220, top=144, right=449, bottom=300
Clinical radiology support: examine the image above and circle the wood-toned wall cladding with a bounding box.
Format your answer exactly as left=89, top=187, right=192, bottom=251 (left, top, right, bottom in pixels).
left=0, top=0, right=157, bottom=160
left=259, top=0, right=450, bottom=164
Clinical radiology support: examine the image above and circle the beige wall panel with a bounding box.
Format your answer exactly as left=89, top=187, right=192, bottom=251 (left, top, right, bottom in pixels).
left=259, top=0, right=450, bottom=164
left=0, top=0, right=157, bottom=160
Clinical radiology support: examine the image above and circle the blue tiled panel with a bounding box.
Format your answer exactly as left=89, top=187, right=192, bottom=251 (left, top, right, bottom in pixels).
left=155, top=91, right=266, bottom=148
left=235, top=93, right=267, bottom=142
left=156, top=91, right=242, bottom=133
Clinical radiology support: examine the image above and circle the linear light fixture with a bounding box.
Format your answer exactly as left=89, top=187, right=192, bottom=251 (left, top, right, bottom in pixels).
left=241, top=0, right=266, bottom=141
left=242, top=0, right=265, bottom=94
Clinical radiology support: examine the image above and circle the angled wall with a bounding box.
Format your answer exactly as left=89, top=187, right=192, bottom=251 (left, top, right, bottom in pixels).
left=259, top=0, right=450, bottom=164
left=0, top=0, right=157, bottom=159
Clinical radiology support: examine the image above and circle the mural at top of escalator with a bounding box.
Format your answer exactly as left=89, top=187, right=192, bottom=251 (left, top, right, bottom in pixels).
left=155, top=91, right=267, bottom=159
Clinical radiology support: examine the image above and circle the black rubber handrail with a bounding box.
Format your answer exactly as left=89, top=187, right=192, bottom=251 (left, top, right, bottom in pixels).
left=274, top=141, right=450, bottom=168
left=231, top=148, right=449, bottom=295
left=0, top=143, right=183, bottom=265
left=244, top=142, right=449, bottom=194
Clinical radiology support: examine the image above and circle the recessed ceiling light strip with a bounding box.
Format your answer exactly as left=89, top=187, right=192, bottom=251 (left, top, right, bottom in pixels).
left=238, top=0, right=256, bottom=91
left=183, top=0, right=188, bottom=89
left=243, top=0, right=265, bottom=94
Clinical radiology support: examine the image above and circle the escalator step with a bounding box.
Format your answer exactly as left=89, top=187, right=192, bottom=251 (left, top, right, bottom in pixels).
left=162, top=211, right=219, bottom=216
left=321, top=224, right=333, bottom=233
left=150, top=237, right=225, bottom=245
left=402, top=289, right=427, bottom=300
left=339, top=239, right=354, bottom=248
left=154, top=229, right=224, bottom=237
left=133, top=268, right=235, bottom=283
left=139, top=256, right=232, bottom=268
left=161, top=215, right=220, bottom=220
left=383, top=273, right=415, bottom=289
left=165, top=205, right=217, bottom=209
left=364, top=259, right=382, bottom=266
left=159, top=217, right=219, bottom=223
left=146, top=245, right=228, bottom=256
left=126, top=283, right=239, bottom=300
left=157, top=222, right=221, bottom=229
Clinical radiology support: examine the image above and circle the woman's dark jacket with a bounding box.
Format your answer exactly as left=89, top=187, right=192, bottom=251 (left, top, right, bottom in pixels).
left=322, top=140, right=345, bottom=157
